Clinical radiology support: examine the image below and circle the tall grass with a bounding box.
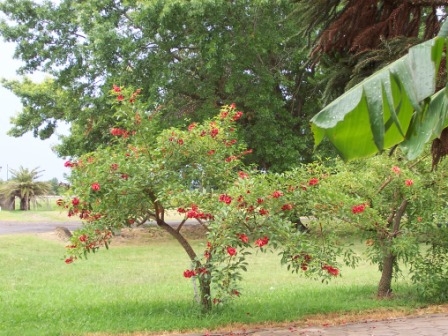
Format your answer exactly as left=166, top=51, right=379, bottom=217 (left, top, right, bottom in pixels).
left=0, top=234, right=426, bottom=336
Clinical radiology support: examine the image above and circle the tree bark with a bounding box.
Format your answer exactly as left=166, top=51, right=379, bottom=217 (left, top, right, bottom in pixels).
left=377, top=253, right=396, bottom=298
left=148, top=199, right=213, bottom=312
left=377, top=199, right=407, bottom=298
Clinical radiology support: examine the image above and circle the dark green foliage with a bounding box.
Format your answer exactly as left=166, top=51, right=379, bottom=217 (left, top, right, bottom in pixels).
left=0, top=0, right=324, bottom=170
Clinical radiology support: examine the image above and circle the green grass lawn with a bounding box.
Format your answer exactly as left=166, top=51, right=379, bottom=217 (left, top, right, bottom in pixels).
left=0, top=232, right=431, bottom=336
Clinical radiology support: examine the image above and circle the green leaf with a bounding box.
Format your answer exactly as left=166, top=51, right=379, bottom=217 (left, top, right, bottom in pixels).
left=311, top=35, right=447, bottom=161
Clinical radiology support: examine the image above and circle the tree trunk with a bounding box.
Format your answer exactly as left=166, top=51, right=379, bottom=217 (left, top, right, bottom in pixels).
left=377, top=253, right=396, bottom=298
left=377, top=199, right=407, bottom=298
left=198, top=276, right=212, bottom=313
left=20, top=197, right=27, bottom=211
left=153, top=209, right=212, bottom=311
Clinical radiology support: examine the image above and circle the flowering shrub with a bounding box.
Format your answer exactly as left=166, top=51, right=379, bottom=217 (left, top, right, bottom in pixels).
left=58, top=86, right=355, bottom=311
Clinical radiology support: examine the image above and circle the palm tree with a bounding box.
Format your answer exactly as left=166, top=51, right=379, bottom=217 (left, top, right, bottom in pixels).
left=0, top=166, right=52, bottom=210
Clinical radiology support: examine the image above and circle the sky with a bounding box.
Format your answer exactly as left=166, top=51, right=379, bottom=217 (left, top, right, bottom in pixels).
left=0, top=40, right=69, bottom=182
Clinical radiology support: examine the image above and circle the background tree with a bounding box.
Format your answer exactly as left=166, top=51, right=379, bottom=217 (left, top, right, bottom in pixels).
left=0, top=166, right=51, bottom=210
left=0, top=0, right=324, bottom=171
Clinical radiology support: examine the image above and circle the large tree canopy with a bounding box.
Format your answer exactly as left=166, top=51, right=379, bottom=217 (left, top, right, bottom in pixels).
left=0, top=0, right=322, bottom=171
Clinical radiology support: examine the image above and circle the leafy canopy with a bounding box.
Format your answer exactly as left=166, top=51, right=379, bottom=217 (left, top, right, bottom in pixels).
left=0, top=0, right=321, bottom=171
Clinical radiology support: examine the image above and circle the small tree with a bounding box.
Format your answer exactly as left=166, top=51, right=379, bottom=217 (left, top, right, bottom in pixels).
left=60, top=87, right=356, bottom=312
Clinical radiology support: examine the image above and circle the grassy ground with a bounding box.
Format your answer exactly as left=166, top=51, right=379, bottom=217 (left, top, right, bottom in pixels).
left=0, top=225, right=439, bottom=336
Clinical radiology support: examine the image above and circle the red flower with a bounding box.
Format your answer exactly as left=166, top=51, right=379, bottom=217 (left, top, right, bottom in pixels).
left=210, top=128, right=219, bottom=138
left=232, top=111, right=243, bottom=121
left=64, top=161, right=73, bottom=168
left=257, top=198, right=264, bottom=204
left=351, top=204, right=366, bottom=214
left=392, top=166, right=401, bottom=174
left=238, top=171, right=249, bottom=179
left=238, top=233, right=249, bottom=244
left=110, top=163, right=119, bottom=171
left=220, top=111, right=229, bottom=119
left=79, top=234, right=88, bottom=242
left=272, top=190, right=283, bottom=198
left=71, top=197, right=80, bottom=206
left=207, top=150, right=216, bottom=155
left=177, top=207, right=186, bottom=213
left=230, top=103, right=236, bottom=109
left=281, top=203, right=293, bottom=211
left=255, top=236, right=269, bottom=247
left=110, top=128, right=123, bottom=136
left=112, top=84, right=121, bottom=92
left=177, top=139, right=184, bottom=145
left=188, top=123, right=197, bottom=131
left=225, top=156, right=237, bottom=162
left=219, top=194, right=232, bottom=204
left=121, top=174, right=129, bottom=180
left=117, top=94, right=125, bottom=101
left=186, top=209, right=198, bottom=219
left=322, top=265, right=339, bottom=276
left=226, top=246, right=237, bottom=256
left=204, top=250, right=211, bottom=260
left=405, top=179, right=414, bottom=186
left=308, top=178, right=319, bottom=186
left=246, top=205, right=255, bottom=212
left=183, top=269, right=196, bottom=278
left=91, top=182, right=101, bottom=191
left=65, top=257, right=74, bottom=264
left=259, top=208, right=269, bottom=216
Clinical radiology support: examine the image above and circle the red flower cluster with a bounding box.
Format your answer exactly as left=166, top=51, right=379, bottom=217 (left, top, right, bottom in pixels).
left=226, top=246, right=237, bottom=256
left=225, top=155, right=237, bottom=162
left=219, top=194, right=232, bottom=204
left=259, top=208, right=269, bottom=216
left=183, top=269, right=196, bottom=278
left=238, top=171, right=249, bottom=179
left=392, top=166, right=401, bottom=174
left=294, top=253, right=312, bottom=271
left=322, top=265, right=339, bottom=276
left=64, top=161, right=75, bottom=168
left=91, top=182, right=101, bottom=192
left=72, top=197, right=80, bottom=206
left=351, top=203, right=366, bottom=214
left=178, top=204, right=214, bottom=220
left=110, top=127, right=129, bottom=137
left=255, top=236, right=269, bottom=247
left=281, top=203, right=293, bottom=211
left=187, top=122, right=197, bottom=131
left=272, top=190, right=283, bottom=198
left=232, top=111, right=243, bottom=121
left=308, top=178, right=319, bottom=186
left=219, top=110, right=229, bottom=119
left=405, top=179, right=414, bottom=186
left=238, top=233, right=249, bottom=244
left=210, top=127, right=219, bottom=138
